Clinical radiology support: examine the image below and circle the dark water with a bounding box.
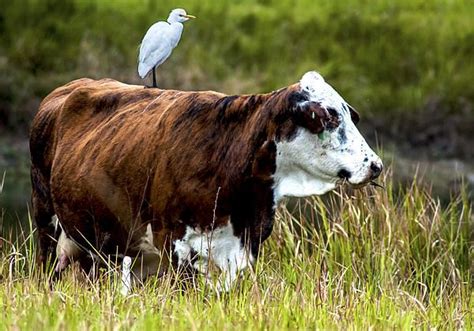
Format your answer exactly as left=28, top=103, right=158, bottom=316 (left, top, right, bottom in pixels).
left=0, top=135, right=31, bottom=232
left=0, top=168, right=31, bottom=232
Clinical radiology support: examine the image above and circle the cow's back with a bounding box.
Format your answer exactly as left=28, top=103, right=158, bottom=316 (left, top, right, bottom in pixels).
left=31, top=78, right=222, bottom=176
left=48, top=79, right=224, bottom=204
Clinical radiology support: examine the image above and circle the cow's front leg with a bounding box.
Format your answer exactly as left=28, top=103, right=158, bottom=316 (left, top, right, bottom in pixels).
left=173, top=220, right=255, bottom=291
left=209, top=229, right=255, bottom=291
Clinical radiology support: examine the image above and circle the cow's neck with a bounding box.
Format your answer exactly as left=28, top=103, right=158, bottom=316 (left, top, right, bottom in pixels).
left=216, top=84, right=300, bottom=183
left=215, top=85, right=301, bottom=255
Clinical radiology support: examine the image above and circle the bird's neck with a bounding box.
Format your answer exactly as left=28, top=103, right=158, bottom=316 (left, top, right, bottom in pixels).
left=167, top=17, right=183, bottom=24
left=167, top=22, right=184, bottom=48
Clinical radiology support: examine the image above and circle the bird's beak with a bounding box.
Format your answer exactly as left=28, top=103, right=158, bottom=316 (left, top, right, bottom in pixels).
left=185, top=14, right=196, bottom=19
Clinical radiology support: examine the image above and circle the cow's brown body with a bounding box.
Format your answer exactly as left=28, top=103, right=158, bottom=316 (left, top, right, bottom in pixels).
left=30, top=78, right=320, bottom=267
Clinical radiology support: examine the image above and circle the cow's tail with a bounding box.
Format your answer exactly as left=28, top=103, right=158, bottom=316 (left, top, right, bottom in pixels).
left=29, top=80, right=89, bottom=269
left=30, top=165, right=59, bottom=269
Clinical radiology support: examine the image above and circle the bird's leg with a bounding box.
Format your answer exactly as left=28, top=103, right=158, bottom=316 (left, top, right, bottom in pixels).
left=152, top=66, right=157, bottom=88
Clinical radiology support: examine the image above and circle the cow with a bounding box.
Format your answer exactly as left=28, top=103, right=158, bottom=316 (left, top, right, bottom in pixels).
left=30, top=71, right=382, bottom=289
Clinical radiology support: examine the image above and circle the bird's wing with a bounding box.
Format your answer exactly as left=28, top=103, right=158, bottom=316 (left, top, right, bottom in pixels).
left=138, top=21, right=173, bottom=77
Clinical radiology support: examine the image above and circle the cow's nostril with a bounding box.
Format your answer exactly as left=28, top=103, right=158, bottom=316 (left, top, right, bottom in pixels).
left=337, top=169, right=352, bottom=180
left=370, top=162, right=382, bottom=179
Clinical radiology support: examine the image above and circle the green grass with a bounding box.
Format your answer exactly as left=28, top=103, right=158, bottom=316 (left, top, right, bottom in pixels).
left=1, top=169, right=472, bottom=329
left=1, top=2, right=472, bottom=327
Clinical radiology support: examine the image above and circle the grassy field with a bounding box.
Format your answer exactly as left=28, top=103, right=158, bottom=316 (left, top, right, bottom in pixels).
left=0, top=0, right=473, bottom=329
left=1, top=170, right=472, bottom=329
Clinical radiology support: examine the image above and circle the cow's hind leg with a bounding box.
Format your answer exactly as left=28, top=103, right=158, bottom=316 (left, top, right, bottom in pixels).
left=31, top=167, right=60, bottom=271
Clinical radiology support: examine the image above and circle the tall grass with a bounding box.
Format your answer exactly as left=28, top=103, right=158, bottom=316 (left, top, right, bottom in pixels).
left=0, top=169, right=472, bottom=329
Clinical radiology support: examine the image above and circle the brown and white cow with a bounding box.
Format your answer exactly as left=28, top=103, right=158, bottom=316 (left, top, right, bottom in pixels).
left=30, top=71, right=382, bottom=289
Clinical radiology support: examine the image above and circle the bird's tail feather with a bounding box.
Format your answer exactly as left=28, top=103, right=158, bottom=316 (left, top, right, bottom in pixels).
left=138, top=62, right=150, bottom=79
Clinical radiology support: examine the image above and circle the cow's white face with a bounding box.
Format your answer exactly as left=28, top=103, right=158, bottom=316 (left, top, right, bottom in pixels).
left=273, top=71, right=383, bottom=202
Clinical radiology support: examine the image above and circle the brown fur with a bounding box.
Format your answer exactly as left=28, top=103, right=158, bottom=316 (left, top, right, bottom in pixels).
left=30, top=78, right=332, bottom=269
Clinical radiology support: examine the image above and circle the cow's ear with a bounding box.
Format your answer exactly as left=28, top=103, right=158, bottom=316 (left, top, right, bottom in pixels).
left=294, top=101, right=329, bottom=134
left=348, top=104, right=360, bottom=125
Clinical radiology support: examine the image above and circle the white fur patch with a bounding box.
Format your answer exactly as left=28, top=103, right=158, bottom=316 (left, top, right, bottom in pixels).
left=273, top=71, right=383, bottom=203
left=273, top=128, right=339, bottom=203
left=173, top=221, right=253, bottom=291
left=300, top=71, right=346, bottom=110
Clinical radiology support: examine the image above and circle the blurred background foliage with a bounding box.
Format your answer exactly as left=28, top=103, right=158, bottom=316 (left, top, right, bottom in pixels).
left=1, top=0, right=473, bottom=144
left=0, top=0, right=473, bottom=221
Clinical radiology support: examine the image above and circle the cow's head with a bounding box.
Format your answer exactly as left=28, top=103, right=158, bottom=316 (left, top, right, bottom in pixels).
left=272, top=71, right=383, bottom=202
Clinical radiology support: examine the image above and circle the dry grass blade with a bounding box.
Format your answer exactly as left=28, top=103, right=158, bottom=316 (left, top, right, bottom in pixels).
left=0, top=171, right=5, bottom=194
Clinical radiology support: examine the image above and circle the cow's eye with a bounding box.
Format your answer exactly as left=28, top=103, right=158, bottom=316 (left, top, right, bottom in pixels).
left=327, top=108, right=338, bottom=118
left=325, top=107, right=340, bottom=130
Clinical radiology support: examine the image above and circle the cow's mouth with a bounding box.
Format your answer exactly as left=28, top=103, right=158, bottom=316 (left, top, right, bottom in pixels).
left=337, top=178, right=384, bottom=190
left=336, top=175, right=373, bottom=189
left=336, top=162, right=383, bottom=189
left=345, top=181, right=368, bottom=189
left=369, top=181, right=384, bottom=189
left=336, top=168, right=365, bottom=188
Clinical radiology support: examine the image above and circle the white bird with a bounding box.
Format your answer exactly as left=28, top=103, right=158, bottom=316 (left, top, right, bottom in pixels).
left=138, top=8, right=196, bottom=88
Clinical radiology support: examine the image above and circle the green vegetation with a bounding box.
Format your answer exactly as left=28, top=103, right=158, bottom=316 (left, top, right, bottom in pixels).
left=1, top=0, right=473, bottom=136
left=0, top=1, right=472, bottom=328
left=1, top=170, right=472, bottom=329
